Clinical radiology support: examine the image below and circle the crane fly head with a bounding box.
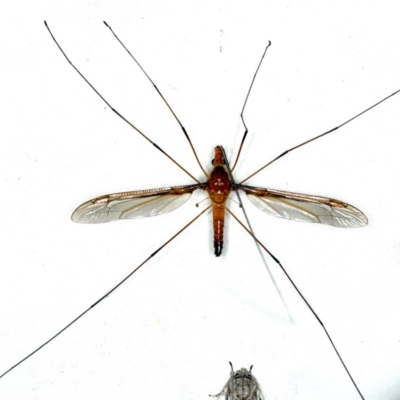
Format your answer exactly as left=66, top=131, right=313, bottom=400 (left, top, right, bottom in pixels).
left=211, top=146, right=226, bottom=167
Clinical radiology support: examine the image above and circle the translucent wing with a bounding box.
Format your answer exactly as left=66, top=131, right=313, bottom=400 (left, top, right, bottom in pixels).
left=72, top=184, right=201, bottom=223
left=240, top=185, right=368, bottom=228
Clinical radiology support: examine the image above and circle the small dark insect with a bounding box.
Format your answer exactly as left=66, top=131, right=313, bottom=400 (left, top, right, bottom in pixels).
left=210, top=362, right=264, bottom=400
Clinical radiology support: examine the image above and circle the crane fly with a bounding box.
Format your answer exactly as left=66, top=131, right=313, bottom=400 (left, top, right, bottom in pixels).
left=72, top=143, right=367, bottom=257
left=1, top=21, right=399, bottom=399
left=210, top=362, right=264, bottom=400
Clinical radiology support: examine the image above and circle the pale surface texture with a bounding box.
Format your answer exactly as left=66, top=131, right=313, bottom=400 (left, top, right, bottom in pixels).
left=1, top=2, right=400, bottom=400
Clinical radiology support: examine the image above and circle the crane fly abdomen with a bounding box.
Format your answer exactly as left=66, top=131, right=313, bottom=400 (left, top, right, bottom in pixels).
left=206, top=146, right=232, bottom=256
left=212, top=205, right=226, bottom=257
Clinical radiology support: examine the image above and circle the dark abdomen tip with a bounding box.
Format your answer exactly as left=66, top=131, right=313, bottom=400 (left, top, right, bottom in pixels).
left=214, top=241, right=223, bottom=257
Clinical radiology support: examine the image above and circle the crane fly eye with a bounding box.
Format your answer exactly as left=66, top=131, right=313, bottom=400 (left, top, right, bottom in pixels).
left=211, top=158, right=215, bottom=165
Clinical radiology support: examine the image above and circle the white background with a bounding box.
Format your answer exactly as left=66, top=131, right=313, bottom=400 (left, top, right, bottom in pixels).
left=1, top=1, right=400, bottom=399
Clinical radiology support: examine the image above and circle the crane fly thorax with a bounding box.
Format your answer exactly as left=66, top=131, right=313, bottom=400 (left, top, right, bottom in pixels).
left=206, top=146, right=232, bottom=205
left=207, top=166, right=232, bottom=204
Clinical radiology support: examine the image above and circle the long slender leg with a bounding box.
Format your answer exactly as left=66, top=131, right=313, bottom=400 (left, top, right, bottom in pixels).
left=103, top=21, right=208, bottom=178
left=226, top=207, right=365, bottom=400
left=240, top=87, right=400, bottom=183
left=44, top=21, right=200, bottom=184
left=231, top=42, right=272, bottom=172
left=0, top=206, right=210, bottom=379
